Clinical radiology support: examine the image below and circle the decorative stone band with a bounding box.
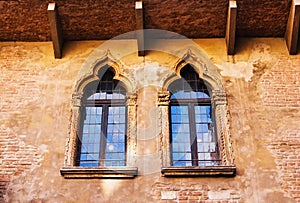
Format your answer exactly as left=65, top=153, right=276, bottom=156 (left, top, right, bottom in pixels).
left=60, top=167, right=138, bottom=179
left=161, top=166, right=236, bottom=177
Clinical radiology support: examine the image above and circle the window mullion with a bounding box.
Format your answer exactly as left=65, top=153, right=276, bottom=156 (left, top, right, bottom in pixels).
left=189, top=103, right=198, bottom=166
left=99, top=104, right=109, bottom=166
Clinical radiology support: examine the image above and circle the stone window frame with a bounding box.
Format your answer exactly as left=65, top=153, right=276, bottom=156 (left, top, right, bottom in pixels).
left=60, top=52, right=138, bottom=178
left=158, top=50, right=236, bottom=177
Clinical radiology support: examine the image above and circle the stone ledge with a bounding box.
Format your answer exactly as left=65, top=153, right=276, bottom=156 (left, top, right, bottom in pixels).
left=161, top=166, right=236, bottom=177
left=60, top=167, right=138, bottom=179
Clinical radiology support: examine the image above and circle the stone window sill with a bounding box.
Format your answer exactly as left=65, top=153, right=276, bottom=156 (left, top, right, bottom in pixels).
left=161, top=166, right=236, bottom=177
left=60, top=167, right=138, bottom=179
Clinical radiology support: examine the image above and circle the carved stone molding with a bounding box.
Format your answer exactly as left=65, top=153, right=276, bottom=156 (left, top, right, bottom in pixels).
left=75, top=50, right=135, bottom=93
left=126, top=93, right=138, bottom=106
left=170, top=48, right=224, bottom=91
left=212, top=90, right=227, bottom=106
left=159, top=50, right=236, bottom=176
left=126, top=93, right=138, bottom=167
left=62, top=54, right=138, bottom=178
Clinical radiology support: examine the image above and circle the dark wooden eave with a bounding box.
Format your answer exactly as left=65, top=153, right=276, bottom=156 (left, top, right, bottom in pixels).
left=285, top=0, right=300, bottom=54
left=0, top=0, right=298, bottom=56
left=47, top=3, right=63, bottom=59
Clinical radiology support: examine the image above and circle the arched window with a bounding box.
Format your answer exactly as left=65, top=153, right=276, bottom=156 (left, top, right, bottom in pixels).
left=168, top=65, right=220, bottom=167
left=61, top=66, right=138, bottom=178
left=159, top=63, right=236, bottom=177
left=76, top=69, right=127, bottom=167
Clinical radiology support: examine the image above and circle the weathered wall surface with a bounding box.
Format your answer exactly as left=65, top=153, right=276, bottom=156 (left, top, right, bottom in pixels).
left=0, top=39, right=300, bottom=202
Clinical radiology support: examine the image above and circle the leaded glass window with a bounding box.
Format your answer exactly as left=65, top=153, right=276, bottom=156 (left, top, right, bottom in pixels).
left=168, top=65, right=220, bottom=167
left=76, top=69, right=127, bottom=167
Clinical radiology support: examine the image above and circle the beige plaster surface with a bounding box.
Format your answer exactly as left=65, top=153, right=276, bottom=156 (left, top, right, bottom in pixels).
left=1, top=38, right=299, bottom=202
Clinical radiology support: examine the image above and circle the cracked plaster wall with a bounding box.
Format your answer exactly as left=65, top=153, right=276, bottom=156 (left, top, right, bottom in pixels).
left=0, top=38, right=299, bottom=202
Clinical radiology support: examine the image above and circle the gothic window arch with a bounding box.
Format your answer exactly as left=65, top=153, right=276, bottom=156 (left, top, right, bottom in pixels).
left=61, top=66, right=138, bottom=178
left=168, top=65, right=219, bottom=167
left=159, top=63, right=236, bottom=177
left=77, top=69, right=128, bottom=167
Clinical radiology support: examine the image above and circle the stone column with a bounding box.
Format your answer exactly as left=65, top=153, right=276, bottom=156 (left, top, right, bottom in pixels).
left=157, top=91, right=171, bottom=167
left=126, top=93, right=138, bottom=166
left=211, top=90, right=234, bottom=166
left=65, top=92, right=83, bottom=166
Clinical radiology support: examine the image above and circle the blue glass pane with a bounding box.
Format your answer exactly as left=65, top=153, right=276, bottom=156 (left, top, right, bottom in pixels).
left=171, top=90, right=210, bottom=99
left=80, top=162, right=98, bottom=167
left=104, top=106, right=126, bottom=166
left=79, top=106, right=102, bottom=166
left=171, top=105, right=193, bottom=166
left=87, top=92, right=125, bottom=101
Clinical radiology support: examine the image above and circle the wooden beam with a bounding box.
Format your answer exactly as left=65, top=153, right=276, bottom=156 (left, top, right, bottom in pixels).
left=135, top=1, right=145, bottom=56
left=285, top=0, right=300, bottom=55
left=225, top=1, right=237, bottom=55
left=47, top=3, right=63, bottom=59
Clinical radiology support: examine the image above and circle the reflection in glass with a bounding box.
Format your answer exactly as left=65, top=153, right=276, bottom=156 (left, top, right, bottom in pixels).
left=169, top=65, right=220, bottom=167
left=78, top=69, right=127, bottom=167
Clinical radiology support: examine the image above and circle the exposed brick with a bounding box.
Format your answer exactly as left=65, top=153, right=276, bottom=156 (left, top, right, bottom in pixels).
left=260, top=61, right=300, bottom=107
left=0, top=39, right=298, bottom=203
left=267, top=130, right=300, bottom=202
left=188, top=196, right=199, bottom=200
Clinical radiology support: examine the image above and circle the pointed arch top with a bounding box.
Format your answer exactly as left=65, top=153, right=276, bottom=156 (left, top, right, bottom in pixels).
left=74, top=49, right=135, bottom=94
left=162, top=48, right=224, bottom=92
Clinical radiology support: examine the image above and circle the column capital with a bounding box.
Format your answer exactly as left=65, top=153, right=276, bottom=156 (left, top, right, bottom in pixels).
left=158, top=91, right=170, bottom=106
left=72, top=92, right=83, bottom=107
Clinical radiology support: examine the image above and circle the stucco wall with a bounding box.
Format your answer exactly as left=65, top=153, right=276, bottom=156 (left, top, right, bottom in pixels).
left=0, top=38, right=300, bottom=202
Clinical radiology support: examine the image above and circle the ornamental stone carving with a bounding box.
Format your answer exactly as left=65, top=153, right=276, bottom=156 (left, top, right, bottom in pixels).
left=159, top=50, right=235, bottom=176
left=71, top=92, right=83, bottom=107
left=126, top=93, right=138, bottom=106
left=157, top=91, right=170, bottom=106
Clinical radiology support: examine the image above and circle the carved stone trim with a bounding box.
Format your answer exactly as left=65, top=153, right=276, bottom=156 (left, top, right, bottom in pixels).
left=158, top=91, right=170, bottom=106
left=126, top=93, right=138, bottom=167
left=211, top=90, right=227, bottom=106
left=63, top=56, right=138, bottom=172
left=74, top=50, right=135, bottom=93
left=170, top=48, right=224, bottom=91
left=159, top=104, right=171, bottom=167
left=210, top=90, right=235, bottom=166
left=126, top=93, right=138, bottom=106
left=65, top=106, right=81, bottom=166
left=72, top=92, right=83, bottom=107
left=159, top=52, right=235, bottom=174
